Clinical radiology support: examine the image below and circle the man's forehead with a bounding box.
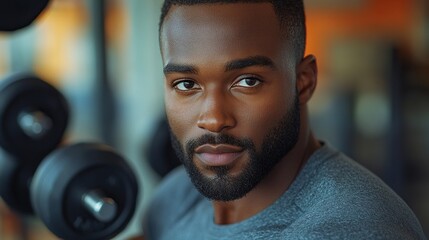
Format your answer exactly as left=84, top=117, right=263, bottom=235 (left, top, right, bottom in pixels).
left=160, top=2, right=286, bottom=69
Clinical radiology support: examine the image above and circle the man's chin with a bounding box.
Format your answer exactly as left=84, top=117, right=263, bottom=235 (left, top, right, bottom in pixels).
left=186, top=167, right=254, bottom=201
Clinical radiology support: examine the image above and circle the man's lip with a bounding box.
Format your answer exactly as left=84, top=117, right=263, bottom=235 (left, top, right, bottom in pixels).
left=194, top=144, right=245, bottom=167
left=194, top=144, right=243, bottom=154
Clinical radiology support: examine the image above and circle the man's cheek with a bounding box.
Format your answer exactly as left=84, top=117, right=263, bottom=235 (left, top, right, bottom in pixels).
left=166, top=111, right=192, bottom=147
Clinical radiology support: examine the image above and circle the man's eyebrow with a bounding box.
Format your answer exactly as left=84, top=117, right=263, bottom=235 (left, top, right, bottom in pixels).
left=163, top=63, right=198, bottom=74
left=225, top=56, right=276, bottom=72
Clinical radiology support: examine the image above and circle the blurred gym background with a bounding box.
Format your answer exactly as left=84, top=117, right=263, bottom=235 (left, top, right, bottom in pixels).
left=0, top=0, right=427, bottom=239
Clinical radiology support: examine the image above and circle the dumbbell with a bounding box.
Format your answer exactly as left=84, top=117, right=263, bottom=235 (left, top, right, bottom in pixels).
left=31, top=142, right=139, bottom=240
left=0, top=73, right=69, bottom=161
left=0, top=74, right=139, bottom=239
left=0, top=73, right=69, bottom=214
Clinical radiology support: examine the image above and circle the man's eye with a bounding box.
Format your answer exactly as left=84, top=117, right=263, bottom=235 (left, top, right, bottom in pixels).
left=234, top=77, right=261, bottom=88
left=174, top=80, right=200, bottom=91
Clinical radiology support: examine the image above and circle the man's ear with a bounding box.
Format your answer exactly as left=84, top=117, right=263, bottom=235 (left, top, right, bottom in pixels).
left=296, top=55, right=318, bottom=104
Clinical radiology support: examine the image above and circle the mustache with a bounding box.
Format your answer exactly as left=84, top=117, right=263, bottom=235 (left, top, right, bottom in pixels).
left=185, top=134, right=254, bottom=155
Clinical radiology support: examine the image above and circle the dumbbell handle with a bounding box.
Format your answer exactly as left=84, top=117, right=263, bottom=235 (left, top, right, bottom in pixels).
left=82, top=190, right=117, bottom=222
left=18, top=111, right=52, bottom=139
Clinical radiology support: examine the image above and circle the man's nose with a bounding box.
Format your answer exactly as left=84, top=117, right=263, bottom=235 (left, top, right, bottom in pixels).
left=196, top=93, right=236, bottom=133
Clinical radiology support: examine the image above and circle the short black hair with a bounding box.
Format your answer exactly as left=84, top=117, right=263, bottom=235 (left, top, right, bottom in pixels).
left=159, top=0, right=306, bottom=64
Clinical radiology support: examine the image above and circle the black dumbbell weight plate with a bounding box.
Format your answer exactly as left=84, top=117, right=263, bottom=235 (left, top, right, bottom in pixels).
left=31, top=143, right=139, bottom=240
left=0, top=73, right=69, bottom=161
left=0, top=0, right=50, bottom=31
left=0, top=149, right=37, bottom=214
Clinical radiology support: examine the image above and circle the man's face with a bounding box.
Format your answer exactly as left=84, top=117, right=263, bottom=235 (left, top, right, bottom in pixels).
left=161, top=3, right=300, bottom=201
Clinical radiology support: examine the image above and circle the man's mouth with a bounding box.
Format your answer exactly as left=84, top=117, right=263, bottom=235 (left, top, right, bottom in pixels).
left=194, top=144, right=244, bottom=166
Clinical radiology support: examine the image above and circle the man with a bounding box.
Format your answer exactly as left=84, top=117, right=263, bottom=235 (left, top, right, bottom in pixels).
left=143, top=0, right=426, bottom=239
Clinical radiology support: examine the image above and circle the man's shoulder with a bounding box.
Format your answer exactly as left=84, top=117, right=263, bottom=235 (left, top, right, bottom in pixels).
left=287, top=143, right=427, bottom=239
left=154, top=166, right=192, bottom=195
left=148, top=166, right=202, bottom=212
left=143, top=166, right=205, bottom=238
left=297, top=143, right=402, bottom=204
left=298, top=145, right=412, bottom=218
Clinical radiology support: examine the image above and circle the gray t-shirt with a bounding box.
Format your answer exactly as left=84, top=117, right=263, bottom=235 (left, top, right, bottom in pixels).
left=143, top=143, right=426, bottom=240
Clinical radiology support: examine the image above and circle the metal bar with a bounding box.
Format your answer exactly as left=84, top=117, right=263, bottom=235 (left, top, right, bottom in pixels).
left=88, top=0, right=117, bottom=146
left=385, top=46, right=405, bottom=197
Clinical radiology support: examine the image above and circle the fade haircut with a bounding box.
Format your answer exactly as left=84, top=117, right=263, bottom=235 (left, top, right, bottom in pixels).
left=159, top=0, right=306, bottom=64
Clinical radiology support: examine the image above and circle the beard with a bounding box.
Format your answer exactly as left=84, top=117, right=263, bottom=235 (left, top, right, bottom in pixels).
left=170, top=96, right=300, bottom=201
